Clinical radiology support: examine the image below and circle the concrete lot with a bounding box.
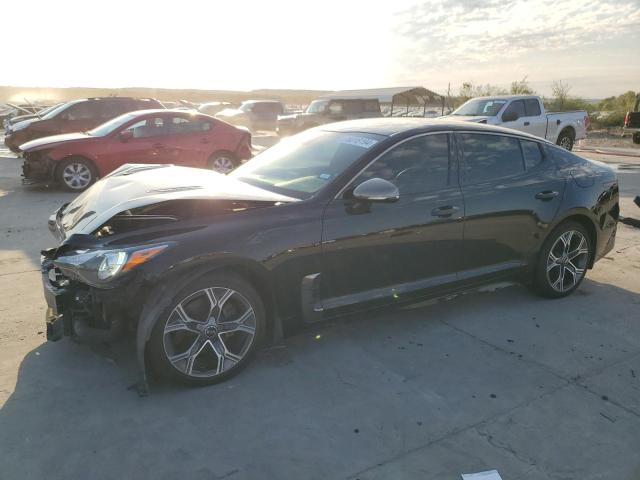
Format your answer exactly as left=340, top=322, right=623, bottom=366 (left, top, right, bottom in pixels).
left=1, top=138, right=640, bottom=479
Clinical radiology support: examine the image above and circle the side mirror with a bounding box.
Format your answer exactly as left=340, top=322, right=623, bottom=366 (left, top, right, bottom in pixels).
left=502, top=110, right=519, bottom=122
left=118, top=130, right=133, bottom=142
left=352, top=178, right=399, bottom=203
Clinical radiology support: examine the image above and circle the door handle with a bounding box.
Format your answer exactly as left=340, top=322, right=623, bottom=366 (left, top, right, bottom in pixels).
left=535, top=190, right=559, bottom=200
left=200, top=138, right=210, bottom=144
left=524, top=121, right=530, bottom=126
left=152, top=143, right=165, bottom=149
left=431, top=205, right=460, bottom=217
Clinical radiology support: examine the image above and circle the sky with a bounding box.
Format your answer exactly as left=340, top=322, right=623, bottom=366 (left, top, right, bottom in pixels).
left=3, top=0, right=639, bottom=98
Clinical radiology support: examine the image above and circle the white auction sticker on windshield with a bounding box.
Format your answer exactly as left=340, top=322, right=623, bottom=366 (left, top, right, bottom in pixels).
left=342, top=136, right=379, bottom=149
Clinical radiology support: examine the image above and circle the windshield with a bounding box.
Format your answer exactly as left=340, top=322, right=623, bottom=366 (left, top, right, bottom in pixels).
left=41, top=102, right=74, bottom=120
left=306, top=100, right=328, bottom=114
left=230, top=130, right=385, bottom=199
left=452, top=98, right=507, bottom=116
left=87, top=112, right=139, bottom=136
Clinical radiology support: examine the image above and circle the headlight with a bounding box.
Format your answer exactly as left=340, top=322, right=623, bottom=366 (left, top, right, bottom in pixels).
left=54, top=244, right=169, bottom=286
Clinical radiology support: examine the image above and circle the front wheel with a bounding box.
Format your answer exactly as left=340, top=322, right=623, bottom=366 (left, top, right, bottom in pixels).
left=533, top=221, right=591, bottom=298
left=56, top=157, right=97, bottom=191
left=147, top=272, right=266, bottom=386
left=557, top=130, right=574, bottom=151
left=208, top=152, right=237, bottom=174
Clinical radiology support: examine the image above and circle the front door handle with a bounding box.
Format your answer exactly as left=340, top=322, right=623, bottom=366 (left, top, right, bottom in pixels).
left=535, top=190, right=559, bottom=200
left=431, top=205, right=460, bottom=217
left=524, top=121, right=530, bottom=126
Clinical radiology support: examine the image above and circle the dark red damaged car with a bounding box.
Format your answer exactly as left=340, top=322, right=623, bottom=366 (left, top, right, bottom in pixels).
left=21, top=109, right=252, bottom=191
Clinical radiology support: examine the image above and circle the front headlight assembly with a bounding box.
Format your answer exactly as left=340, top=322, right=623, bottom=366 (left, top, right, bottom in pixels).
left=53, top=244, right=169, bottom=286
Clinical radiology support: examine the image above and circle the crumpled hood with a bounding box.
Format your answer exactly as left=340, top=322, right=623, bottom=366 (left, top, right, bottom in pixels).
left=21, top=132, right=93, bottom=152
left=53, top=164, right=297, bottom=239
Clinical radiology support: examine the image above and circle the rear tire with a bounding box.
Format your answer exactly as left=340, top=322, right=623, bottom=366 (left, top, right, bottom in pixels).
left=147, top=272, right=266, bottom=387
left=56, top=157, right=96, bottom=192
left=533, top=221, right=591, bottom=298
left=207, top=151, right=238, bottom=174
left=633, top=132, right=640, bottom=144
left=556, top=130, right=575, bottom=151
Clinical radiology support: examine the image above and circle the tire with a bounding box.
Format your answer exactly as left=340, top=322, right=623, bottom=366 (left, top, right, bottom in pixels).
left=633, top=132, right=640, bottom=145
left=533, top=221, right=592, bottom=298
left=556, top=129, right=575, bottom=151
left=207, top=151, right=238, bottom=174
left=56, top=157, right=97, bottom=192
left=147, top=272, right=266, bottom=386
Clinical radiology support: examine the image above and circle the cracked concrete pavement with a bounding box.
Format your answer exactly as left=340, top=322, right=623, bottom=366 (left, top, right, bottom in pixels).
left=1, top=140, right=639, bottom=479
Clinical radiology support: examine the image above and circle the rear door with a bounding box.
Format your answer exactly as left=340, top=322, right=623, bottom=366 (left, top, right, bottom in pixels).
left=457, top=132, right=565, bottom=280
left=162, top=115, right=215, bottom=167
left=321, top=133, right=464, bottom=309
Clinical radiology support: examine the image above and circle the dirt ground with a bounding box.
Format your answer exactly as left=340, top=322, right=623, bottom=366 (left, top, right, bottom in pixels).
left=1, top=136, right=640, bottom=479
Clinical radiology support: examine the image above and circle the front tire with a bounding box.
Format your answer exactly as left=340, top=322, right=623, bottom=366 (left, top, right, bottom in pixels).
left=56, top=157, right=96, bottom=192
left=533, top=221, right=591, bottom=298
left=208, top=152, right=238, bottom=174
left=147, top=272, right=266, bottom=386
left=557, top=129, right=575, bottom=151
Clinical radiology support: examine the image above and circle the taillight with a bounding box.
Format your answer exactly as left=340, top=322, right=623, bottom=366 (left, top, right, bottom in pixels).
left=624, top=112, right=630, bottom=127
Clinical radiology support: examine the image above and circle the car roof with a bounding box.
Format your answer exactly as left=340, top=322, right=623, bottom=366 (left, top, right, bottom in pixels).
left=319, top=117, right=548, bottom=142
left=469, top=95, right=539, bottom=100
left=242, top=100, right=282, bottom=104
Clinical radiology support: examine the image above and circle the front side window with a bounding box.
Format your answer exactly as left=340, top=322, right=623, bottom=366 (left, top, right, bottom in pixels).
left=353, top=134, right=450, bottom=195
left=306, top=100, right=328, bottom=114
left=452, top=99, right=507, bottom=116
left=61, top=101, right=95, bottom=120
left=124, top=117, right=166, bottom=138
left=459, top=133, right=524, bottom=184
left=328, top=102, right=344, bottom=115
left=503, top=100, right=526, bottom=119
left=231, top=130, right=384, bottom=199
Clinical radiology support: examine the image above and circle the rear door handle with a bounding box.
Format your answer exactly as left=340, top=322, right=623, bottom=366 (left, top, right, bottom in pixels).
left=535, top=190, right=559, bottom=200
left=431, top=205, right=460, bottom=217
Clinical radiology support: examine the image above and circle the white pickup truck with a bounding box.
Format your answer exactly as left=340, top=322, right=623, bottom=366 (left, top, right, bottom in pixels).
left=444, top=95, right=588, bottom=150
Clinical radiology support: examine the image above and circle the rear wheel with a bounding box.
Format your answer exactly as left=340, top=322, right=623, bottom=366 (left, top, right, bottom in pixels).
left=557, top=130, right=575, bottom=151
left=633, top=132, right=640, bottom=144
left=207, top=152, right=237, bottom=174
left=56, top=157, right=96, bottom=192
left=534, top=221, right=591, bottom=298
left=148, top=272, right=265, bottom=386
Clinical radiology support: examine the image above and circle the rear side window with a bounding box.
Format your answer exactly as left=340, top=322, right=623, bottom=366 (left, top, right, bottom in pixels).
left=354, top=133, right=450, bottom=194
left=524, top=99, right=541, bottom=116
left=169, top=116, right=211, bottom=134
left=459, top=133, right=524, bottom=184
left=548, top=144, right=581, bottom=168
left=521, top=140, right=544, bottom=170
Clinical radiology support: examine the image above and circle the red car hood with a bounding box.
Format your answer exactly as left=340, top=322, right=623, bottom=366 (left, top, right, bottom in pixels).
left=20, top=132, right=93, bottom=152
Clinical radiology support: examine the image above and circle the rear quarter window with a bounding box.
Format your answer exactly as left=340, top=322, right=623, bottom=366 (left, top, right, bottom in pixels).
left=520, top=139, right=544, bottom=170
left=547, top=144, right=582, bottom=168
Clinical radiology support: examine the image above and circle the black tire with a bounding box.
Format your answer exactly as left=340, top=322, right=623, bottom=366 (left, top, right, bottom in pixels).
left=556, top=129, right=575, bottom=151
left=633, top=132, right=640, bottom=145
left=147, top=271, right=266, bottom=386
left=56, top=156, right=97, bottom=192
left=533, top=221, right=592, bottom=298
left=207, top=151, right=238, bottom=174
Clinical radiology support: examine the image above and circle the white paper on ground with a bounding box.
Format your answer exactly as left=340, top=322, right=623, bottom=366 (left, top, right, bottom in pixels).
left=461, top=470, right=503, bottom=480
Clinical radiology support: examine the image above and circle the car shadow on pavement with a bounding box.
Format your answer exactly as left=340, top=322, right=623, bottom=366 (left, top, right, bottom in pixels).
left=1, top=279, right=640, bottom=479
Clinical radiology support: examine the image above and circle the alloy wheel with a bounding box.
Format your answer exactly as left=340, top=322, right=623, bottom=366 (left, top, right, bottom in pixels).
left=162, top=287, right=257, bottom=378
left=559, top=136, right=573, bottom=150
left=210, top=156, right=235, bottom=174
left=546, top=230, right=589, bottom=293
left=62, top=162, right=92, bottom=190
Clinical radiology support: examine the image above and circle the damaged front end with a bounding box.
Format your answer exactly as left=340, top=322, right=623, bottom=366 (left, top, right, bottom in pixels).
left=23, top=150, right=55, bottom=184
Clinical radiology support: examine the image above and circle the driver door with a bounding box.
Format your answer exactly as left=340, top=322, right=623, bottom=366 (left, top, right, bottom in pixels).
left=320, top=133, right=464, bottom=310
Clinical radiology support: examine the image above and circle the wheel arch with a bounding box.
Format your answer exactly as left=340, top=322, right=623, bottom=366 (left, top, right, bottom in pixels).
left=547, top=211, right=598, bottom=268
left=557, top=125, right=576, bottom=141
left=135, top=257, right=280, bottom=386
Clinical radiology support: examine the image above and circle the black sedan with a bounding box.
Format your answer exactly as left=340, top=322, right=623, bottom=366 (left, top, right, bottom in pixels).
left=41, top=119, right=619, bottom=388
